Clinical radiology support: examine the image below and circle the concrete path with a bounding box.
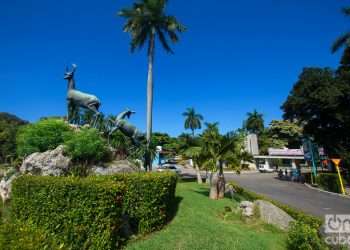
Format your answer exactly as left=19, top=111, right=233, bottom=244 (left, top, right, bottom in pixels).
left=225, top=172, right=350, bottom=218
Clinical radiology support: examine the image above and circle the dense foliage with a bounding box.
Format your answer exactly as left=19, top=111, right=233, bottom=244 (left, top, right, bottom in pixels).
left=109, top=172, right=178, bottom=233
left=64, top=128, right=110, bottom=165
left=12, top=175, right=125, bottom=250
left=268, top=120, right=303, bottom=149
left=287, top=221, right=327, bottom=250
left=16, top=119, right=72, bottom=157
left=10, top=172, right=177, bottom=249
left=315, top=173, right=347, bottom=194
left=0, top=220, right=61, bottom=250
left=0, top=113, right=27, bottom=163
left=282, top=67, right=350, bottom=161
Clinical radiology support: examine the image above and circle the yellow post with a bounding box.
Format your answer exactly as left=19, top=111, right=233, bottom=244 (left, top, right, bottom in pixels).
left=332, top=159, right=345, bottom=195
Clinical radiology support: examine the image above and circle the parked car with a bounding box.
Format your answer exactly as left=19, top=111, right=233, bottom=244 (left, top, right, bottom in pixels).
left=257, top=159, right=275, bottom=173
left=157, top=164, right=182, bottom=174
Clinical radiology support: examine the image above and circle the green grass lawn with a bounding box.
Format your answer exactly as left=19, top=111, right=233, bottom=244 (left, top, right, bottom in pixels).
left=125, top=182, right=287, bottom=250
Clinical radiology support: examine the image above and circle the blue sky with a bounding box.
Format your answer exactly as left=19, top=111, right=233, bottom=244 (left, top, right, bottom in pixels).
left=0, top=0, right=348, bottom=136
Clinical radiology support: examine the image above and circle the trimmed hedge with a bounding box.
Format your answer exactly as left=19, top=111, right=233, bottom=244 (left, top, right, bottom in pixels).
left=12, top=176, right=125, bottom=250
left=315, top=173, right=347, bottom=194
left=229, top=181, right=323, bottom=230
left=10, top=172, right=177, bottom=249
left=0, top=220, right=61, bottom=250
left=109, top=172, right=178, bottom=233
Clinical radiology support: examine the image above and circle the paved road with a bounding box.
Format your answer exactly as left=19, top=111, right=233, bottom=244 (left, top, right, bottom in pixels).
left=225, top=172, right=350, bottom=218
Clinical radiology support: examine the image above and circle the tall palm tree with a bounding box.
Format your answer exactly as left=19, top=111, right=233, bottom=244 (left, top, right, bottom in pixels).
left=119, top=0, right=186, bottom=171
left=245, top=109, right=264, bottom=135
left=182, top=108, right=204, bottom=136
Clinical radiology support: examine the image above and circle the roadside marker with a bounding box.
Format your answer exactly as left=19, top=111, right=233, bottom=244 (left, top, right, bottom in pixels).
left=331, top=159, right=345, bottom=195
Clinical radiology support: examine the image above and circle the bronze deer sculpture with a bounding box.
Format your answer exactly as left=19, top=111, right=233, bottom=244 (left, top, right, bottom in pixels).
left=64, top=64, right=101, bottom=127
left=109, top=108, right=145, bottom=145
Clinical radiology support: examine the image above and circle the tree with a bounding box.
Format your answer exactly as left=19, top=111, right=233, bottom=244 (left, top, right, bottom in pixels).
left=268, top=120, right=303, bottom=149
left=119, top=0, right=186, bottom=170
left=201, top=123, right=236, bottom=200
left=184, top=146, right=204, bottom=184
left=0, top=113, right=27, bottom=163
left=182, top=107, right=204, bottom=136
left=282, top=67, right=350, bottom=161
left=244, top=110, right=264, bottom=135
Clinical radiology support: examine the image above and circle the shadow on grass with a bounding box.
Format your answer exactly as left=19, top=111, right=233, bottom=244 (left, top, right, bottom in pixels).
left=167, top=196, right=183, bottom=224
left=193, top=185, right=246, bottom=204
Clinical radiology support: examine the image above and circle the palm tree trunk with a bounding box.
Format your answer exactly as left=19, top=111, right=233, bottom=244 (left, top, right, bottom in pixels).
left=218, top=161, right=226, bottom=199
left=195, top=163, right=202, bottom=184
left=146, top=32, right=155, bottom=171
left=209, top=171, right=219, bottom=199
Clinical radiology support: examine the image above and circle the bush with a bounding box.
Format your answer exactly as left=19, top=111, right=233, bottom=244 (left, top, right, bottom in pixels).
left=10, top=172, right=177, bottom=248
left=64, top=128, right=110, bottom=165
left=12, top=175, right=125, bottom=250
left=229, top=181, right=323, bottom=230
left=109, top=172, right=178, bottom=233
left=16, top=119, right=72, bottom=157
left=287, top=221, right=327, bottom=250
left=0, top=220, right=61, bottom=250
left=316, top=173, right=347, bottom=194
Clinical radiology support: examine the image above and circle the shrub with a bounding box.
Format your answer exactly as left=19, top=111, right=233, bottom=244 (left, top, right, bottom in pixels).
left=10, top=172, right=177, bottom=248
left=11, top=175, right=125, bottom=250
left=0, top=112, right=27, bottom=164
left=229, top=181, right=323, bottom=230
left=16, top=119, right=72, bottom=157
left=109, top=172, right=178, bottom=233
left=0, top=220, right=61, bottom=250
left=316, top=173, right=347, bottom=194
left=287, top=221, right=327, bottom=250
left=64, top=128, right=110, bottom=165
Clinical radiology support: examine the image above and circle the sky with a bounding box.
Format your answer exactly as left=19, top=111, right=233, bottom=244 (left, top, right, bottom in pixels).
left=0, top=0, right=348, bottom=136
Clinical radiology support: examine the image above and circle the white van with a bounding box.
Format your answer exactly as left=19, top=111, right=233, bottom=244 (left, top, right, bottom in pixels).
left=257, top=159, right=275, bottom=173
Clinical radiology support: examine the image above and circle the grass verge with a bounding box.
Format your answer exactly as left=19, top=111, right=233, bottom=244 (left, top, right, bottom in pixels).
left=125, top=182, right=286, bottom=250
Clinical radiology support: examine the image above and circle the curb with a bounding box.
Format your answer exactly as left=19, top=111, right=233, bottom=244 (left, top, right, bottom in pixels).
left=304, top=183, right=350, bottom=199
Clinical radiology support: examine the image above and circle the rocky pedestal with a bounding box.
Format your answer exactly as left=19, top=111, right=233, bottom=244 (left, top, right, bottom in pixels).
left=91, top=160, right=137, bottom=175
left=0, top=172, right=18, bottom=203
left=20, top=145, right=72, bottom=176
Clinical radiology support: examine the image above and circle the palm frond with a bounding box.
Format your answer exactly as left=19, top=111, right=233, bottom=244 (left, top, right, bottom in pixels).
left=343, top=7, right=350, bottom=16
left=156, top=28, right=173, bottom=53
left=332, top=32, right=350, bottom=53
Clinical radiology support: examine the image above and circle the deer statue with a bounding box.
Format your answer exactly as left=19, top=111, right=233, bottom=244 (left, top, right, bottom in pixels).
left=109, top=108, right=145, bottom=145
left=64, top=64, right=101, bottom=127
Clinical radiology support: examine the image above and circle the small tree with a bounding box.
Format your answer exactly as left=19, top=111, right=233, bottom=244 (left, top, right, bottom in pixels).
left=64, top=128, right=109, bottom=168
left=201, top=123, right=236, bottom=200
left=184, top=146, right=203, bottom=184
